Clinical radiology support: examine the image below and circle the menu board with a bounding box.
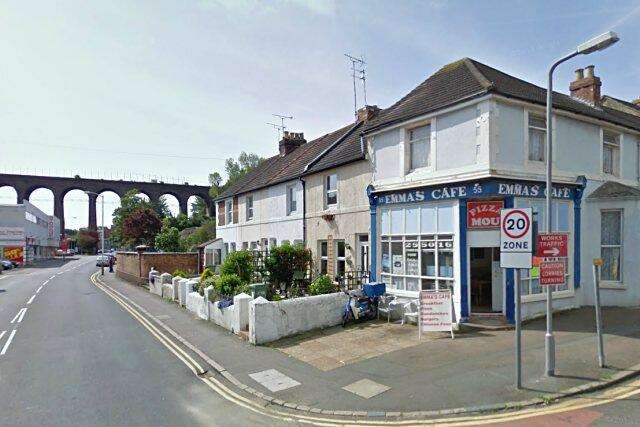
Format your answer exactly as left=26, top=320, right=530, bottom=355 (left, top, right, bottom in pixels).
left=419, top=290, right=454, bottom=339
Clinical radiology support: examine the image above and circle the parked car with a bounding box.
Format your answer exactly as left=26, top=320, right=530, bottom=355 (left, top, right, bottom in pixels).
left=96, top=255, right=110, bottom=267
left=1, top=259, right=14, bottom=270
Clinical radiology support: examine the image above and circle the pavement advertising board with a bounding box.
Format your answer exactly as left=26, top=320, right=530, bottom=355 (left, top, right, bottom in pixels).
left=419, top=290, right=454, bottom=339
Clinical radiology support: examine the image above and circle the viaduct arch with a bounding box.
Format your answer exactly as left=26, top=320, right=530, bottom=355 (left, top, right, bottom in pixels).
left=0, top=174, right=212, bottom=235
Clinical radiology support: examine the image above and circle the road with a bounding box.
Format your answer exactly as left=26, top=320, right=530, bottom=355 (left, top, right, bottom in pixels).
left=0, top=257, right=288, bottom=427
left=0, top=257, right=638, bottom=427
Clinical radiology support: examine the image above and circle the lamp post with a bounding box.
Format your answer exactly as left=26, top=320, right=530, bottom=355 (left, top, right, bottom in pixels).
left=85, top=191, right=105, bottom=276
left=544, top=31, right=619, bottom=377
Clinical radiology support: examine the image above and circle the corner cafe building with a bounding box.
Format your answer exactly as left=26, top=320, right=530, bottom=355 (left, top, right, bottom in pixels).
left=367, top=177, right=584, bottom=324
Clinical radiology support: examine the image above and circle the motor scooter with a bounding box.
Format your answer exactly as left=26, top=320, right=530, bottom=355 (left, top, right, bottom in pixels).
left=341, top=282, right=386, bottom=327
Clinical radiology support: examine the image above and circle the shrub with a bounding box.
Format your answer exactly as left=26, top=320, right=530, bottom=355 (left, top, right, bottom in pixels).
left=220, top=251, right=254, bottom=284
left=215, top=274, right=243, bottom=298
left=200, top=267, right=214, bottom=283
left=263, top=243, right=312, bottom=297
left=172, top=268, right=189, bottom=278
left=308, top=275, right=336, bottom=296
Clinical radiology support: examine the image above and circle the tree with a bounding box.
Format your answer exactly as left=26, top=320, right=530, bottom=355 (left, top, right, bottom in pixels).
left=208, top=152, right=264, bottom=198
left=208, top=172, right=223, bottom=198
left=121, top=207, right=162, bottom=247
left=76, top=229, right=99, bottom=254
left=180, top=219, right=216, bottom=251
left=154, top=225, right=181, bottom=252
left=111, top=189, right=169, bottom=248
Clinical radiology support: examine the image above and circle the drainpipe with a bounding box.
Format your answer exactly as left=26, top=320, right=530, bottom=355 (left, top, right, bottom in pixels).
left=299, top=177, right=306, bottom=245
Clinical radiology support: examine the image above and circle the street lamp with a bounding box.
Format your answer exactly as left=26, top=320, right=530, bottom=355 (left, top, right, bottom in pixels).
left=544, top=31, right=619, bottom=377
left=85, top=191, right=105, bottom=276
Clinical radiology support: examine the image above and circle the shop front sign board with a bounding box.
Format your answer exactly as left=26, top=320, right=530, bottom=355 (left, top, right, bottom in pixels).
left=467, top=200, right=503, bottom=229
left=500, top=208, right=532, bottom=269
left=3, top=246, right=24, bottom=264
left=419, top=290, right=454, bottom=339
left=539, top=260, right=565, bottom=286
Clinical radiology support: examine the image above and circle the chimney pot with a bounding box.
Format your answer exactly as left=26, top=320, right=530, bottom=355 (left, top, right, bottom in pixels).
left=584, top=65, right=595, bottom=78
left=357, top=105, right=380, bottom=122
left=574, top=68, right=584, bottom=80
left=279, top=131, right=306, bottom=156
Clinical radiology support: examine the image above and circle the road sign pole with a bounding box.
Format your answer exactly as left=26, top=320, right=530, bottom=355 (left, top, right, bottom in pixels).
left=514, top=268, right=522, bottom=389
left=592, top=262, right=605, bottom=368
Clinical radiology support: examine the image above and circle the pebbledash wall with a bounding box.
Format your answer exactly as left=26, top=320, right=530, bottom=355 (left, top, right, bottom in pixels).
left=116, top=251, right=199, bottom=284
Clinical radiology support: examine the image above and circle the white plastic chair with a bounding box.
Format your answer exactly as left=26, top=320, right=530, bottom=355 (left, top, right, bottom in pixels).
left=377, top=295, right=398, bottom=322
left=402, top=299, right=419, bottom=325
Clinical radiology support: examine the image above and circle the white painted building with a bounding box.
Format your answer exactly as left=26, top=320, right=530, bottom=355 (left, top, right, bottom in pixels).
left=364, top=59, right=640, bottom=323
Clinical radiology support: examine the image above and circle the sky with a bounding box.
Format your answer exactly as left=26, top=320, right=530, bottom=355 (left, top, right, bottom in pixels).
left=1, top=0, right=639, bottom=229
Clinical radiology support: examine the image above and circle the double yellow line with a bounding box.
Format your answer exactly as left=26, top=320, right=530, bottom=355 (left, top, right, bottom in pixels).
left=90, top=272, right=640, bottom=427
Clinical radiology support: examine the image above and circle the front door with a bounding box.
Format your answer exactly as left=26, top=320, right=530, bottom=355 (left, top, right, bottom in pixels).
left=356, top=234, right=369, bottom=273
left=470, top=247, right=503, bottom=314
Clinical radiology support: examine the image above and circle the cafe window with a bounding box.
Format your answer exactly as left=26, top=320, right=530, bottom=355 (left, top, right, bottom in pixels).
left=379, top=202, right=456, bottom=295
left=515, top=199, right=572, bottom=295
left=601, top=210, right=622, bottom=283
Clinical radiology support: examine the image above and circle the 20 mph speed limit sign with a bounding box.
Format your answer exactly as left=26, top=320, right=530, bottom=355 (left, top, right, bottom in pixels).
left=500, top=208, right=533, bottom=269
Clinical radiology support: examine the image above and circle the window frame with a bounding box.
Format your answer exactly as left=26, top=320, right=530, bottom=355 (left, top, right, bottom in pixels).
left=286, top=184, right=297, bottom=215
left=407, top=123, right=431, bottom=171
left=335, top=240, right=346, bottom=278
left=225, top=199, right=233, bottom=224
left=600, top=209, right=623, bottom=284
left=245, top=195, right=254, bottom=221
left=602, top=129, right=621, bottom=177
left=325, top=174, right=338, bottom=208
left=319, top=240, right=328, bottom=275
left=526, top=112, right=547, bottom=163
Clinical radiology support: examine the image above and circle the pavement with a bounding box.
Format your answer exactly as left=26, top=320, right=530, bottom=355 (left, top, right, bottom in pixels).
left=100, top=269, right=640, bottom=415
left=0, top=257, right=288, bottom=427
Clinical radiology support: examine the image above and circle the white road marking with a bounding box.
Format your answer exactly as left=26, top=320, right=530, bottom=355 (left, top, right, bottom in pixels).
left=0, top=331, right=5, bottom=341
left=42, top=280, right=49, bottom=286
left=49, top=276, right=55, bottom=280
left=10, top=308, right=27, bottom=324
left=27, top=294, right=36, bottom=305
left=16, top=308, right=27, bottom=323
left=0, top=329, right=17, bottom=355
left=36, top=285, right=43, bottom=293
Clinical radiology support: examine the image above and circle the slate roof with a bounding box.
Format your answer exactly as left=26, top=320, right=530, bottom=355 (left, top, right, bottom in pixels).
left=364, top=58, right=640, bottom=134
left=219, top=57, right=640, bottom=200
left=216, top=122, right=362, bottom=199
left=586, top=181, right=640, bottom=200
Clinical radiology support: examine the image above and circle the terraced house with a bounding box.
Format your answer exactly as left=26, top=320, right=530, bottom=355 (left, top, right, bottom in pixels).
left=215, top=108, right=377, bottom=279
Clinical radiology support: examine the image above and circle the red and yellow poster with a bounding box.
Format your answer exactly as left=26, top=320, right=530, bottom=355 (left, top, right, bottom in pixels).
left=3, top=246, right=24, bottom=264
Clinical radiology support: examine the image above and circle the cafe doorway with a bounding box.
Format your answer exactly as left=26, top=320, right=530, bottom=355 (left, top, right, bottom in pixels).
left=470, top=247, right=503, bottom=314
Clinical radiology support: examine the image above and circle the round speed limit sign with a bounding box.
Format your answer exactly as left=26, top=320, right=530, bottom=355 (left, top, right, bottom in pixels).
left=500, top=208, right=533, bottom=269
left=502, top=209, right=530, bottom=239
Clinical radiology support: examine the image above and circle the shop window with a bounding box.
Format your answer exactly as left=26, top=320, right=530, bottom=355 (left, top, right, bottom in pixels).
left=325, top=174, right=338, bottom=207
left=528, top=114, right=546, bottom=162
left=380, top=202, right=456, bottom=295
left=601, top=210, right=622, bottom=283
left=602, top=130, right=620, bottom=176
left=408, top=124, right=431, bottom=170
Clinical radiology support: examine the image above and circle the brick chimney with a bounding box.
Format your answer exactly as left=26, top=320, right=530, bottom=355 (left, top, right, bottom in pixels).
left=279, top=131, right=306, bottom=156
left=570, top=65, right=602, bottom=106
left=357, top=105, right=380, bottom=122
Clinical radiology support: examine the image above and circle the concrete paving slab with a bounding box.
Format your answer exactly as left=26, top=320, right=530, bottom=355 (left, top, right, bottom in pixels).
left=249, top=369, right=300, bottom=393
left=343, top=379, right=391, bottom=399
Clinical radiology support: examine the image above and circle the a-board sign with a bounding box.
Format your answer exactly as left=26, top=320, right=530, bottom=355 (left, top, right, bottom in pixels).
left=537, top=233, right=568, bottom=258
left=540, top=260, right=565, bottom=285
left=500, top=208, right=533, bottom=269
left=419, top=290, right=454, bottom=339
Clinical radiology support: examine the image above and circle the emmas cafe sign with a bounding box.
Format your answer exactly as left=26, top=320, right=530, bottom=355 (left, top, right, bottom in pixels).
left=467, top=200, right=503, bottom=229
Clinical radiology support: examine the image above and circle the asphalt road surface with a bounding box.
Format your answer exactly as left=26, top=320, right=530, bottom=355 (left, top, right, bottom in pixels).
left=0, top=257, right=289, bottom=427
left=1, top=257, right=638, bottom=427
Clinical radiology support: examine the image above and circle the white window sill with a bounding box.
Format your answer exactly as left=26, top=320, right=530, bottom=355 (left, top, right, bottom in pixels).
left=600, top=282, right=627, bottom=290
left=521, top=289, right=574, bottom=303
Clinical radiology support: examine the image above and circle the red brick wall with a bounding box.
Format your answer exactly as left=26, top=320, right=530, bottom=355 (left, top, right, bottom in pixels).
left=116, top=251, right=199, bottom=284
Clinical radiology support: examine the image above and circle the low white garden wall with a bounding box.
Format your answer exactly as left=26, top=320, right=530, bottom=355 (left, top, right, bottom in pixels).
left=249, top=292, right=348, bottom=345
